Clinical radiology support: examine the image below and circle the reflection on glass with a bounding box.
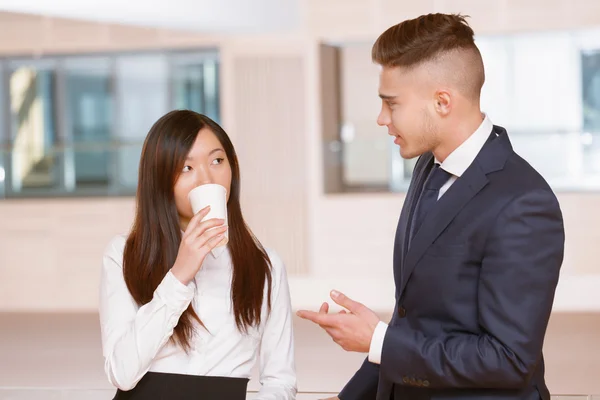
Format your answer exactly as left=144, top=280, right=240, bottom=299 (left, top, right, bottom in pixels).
left=116, top=54, right=169, bottom=189
left=582, top=50, right=600, bottom=175
left=325, top=131, right=600, bottom=192
left=340, top=122, right=390, bottom=190
left=172, top=58, right=220, bottom=123
left=173, top=63, right=205, bottom=112
left=9, top=66, right=58, bottom=192
left=583, top=50, right=600, bottom=131
left=65, top=57, right=113, bottom=189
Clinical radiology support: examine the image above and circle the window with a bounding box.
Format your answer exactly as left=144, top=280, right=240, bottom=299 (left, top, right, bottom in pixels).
left=171, top=54, right=220, bottom=123
left=582, top=49, right=600, bottom=176
left=322, top=29, right=600, bottom=193
left=64, top=57, right=113, bottom=190
left=7, top=60, right=59, bottom=194
left=0, top=49, right=220, bottom=198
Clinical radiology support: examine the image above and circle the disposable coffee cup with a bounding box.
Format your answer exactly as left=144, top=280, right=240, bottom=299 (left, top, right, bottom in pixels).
left=188, top=183, right=229, bottom=254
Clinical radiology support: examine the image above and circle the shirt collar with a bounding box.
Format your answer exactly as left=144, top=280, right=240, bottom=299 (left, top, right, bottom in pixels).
left=435, top=113, right=494, bottom=177
left=210, top=245, right=227, bottom=259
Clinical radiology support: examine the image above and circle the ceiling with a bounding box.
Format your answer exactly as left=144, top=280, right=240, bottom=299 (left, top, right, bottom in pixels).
left=0, top=0, right=302, bottom=33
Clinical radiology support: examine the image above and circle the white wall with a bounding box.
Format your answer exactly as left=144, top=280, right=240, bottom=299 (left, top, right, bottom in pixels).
left=0, top=0, right=301, bottom=33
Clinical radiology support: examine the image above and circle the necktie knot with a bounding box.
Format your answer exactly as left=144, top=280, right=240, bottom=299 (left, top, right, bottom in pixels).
left=425, top=164, right=451, bottom=191
left=409, top=163, right=452, bottom=240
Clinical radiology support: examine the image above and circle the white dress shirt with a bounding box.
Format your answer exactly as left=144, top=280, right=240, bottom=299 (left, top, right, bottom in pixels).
left=368, top=113, right=494, bottom=365
left=99, top=234, right=297, bottom=399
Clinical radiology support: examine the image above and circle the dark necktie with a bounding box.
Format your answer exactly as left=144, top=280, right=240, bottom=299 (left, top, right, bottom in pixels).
left=411, top=163, right=452, bottom=236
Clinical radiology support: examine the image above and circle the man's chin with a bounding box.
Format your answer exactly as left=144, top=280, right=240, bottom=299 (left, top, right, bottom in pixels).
left=399, top=146, right=425, bottom=160
left=399, top=147, right=414, bottom=160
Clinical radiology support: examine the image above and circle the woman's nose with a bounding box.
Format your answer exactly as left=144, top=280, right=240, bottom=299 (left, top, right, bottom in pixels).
left=194, top=167, right=213, bottom=186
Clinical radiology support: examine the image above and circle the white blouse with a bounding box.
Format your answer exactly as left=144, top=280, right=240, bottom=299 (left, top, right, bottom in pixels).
left=99, top=234, right=297, bottom=399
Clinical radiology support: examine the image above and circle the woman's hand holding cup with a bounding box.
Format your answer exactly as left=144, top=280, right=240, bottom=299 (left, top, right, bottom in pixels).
left=171, top=206, right=227, bottom=285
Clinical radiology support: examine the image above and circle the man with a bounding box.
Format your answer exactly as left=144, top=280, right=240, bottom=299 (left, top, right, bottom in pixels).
left=297, top=13, right=564, bottom=400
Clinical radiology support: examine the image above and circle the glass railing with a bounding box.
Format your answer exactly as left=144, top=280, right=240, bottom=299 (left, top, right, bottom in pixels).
left=0, top=389, right=597, bottom=400
left=0, top=141, right=143, bottom=198
left=324, top=130, right=600, bottom=194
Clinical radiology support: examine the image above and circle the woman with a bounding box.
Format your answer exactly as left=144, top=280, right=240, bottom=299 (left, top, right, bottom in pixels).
left=99, top=110, right=296, bottom=399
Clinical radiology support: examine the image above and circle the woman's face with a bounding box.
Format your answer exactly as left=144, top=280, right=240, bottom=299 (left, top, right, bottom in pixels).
left=174, top=127, right=232, bottom=230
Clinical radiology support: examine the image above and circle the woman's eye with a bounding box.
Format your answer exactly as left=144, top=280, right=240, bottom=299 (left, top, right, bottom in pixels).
left=182, top=165, right=192, bottom=172
left=212, top=158, right=224, bottom=165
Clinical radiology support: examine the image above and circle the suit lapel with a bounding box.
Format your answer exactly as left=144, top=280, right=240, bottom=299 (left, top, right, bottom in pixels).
left=397, top=126, right=512, bottom=296
left=392, top=154, right=434, bottom=294
left=398, top=163, right=489, bottom=294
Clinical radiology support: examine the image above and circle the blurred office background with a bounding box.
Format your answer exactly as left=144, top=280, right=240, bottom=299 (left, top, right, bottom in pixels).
left=0, top=0, right=599, bottom=398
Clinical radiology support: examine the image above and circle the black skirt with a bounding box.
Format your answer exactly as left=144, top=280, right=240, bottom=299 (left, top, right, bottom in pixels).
left=112, top=371, right=249, bottom=400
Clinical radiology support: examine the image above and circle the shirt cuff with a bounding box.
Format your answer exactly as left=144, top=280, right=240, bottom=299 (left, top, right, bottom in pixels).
left=368, top=321, right=388, bottom=365
left=154, top=270, right=195, bottom=312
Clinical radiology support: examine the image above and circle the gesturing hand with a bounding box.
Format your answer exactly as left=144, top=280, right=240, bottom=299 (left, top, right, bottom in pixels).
left=297, top=290, right=380, bottom=353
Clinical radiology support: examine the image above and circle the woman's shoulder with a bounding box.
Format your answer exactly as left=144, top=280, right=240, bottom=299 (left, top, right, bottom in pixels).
left=263, top=247, right=289, bottom=282
left=102, top=233, right=129, bottom=267
left=264, top=247, right=283, bottom=269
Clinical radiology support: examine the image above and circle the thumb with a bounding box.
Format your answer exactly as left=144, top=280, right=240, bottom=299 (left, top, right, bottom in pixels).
left=319, top=302, right=329, bottom=313
left=330, top=290, right=363, bottom=314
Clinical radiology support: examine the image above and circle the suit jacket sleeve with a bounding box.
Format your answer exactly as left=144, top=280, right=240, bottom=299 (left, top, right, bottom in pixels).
left=379, top=188, right=564, bottom=389
left=338, top=357, right=379, bottom=400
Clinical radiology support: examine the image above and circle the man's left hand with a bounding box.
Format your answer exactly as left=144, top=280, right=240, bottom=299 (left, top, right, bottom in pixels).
left=297, top=290, right=380, bottom=353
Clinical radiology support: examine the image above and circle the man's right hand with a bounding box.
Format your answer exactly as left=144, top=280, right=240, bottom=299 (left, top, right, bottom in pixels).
left=320, top=397, right=339, bottom=400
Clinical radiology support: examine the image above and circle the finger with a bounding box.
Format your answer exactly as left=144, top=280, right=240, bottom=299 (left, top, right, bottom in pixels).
left=330, top=290, right=364, bottom=314
left=339, top=310, right=347, bottom=314
left=184, top=206, right=211, bottom=237
left=319, top=302, right=329, bottom=314
left=200, top=231, right=226, bottom=252
left=296, top=310, right=337, bottom=327
left=324, top=326, right=341, bottom=341
left=199, top=225, right=228, bottom=249
left=198, top=224, right=228, bottom=244
left=182, top=222, right=225, bottom=251
left=188, top=218, right=226, bottom=240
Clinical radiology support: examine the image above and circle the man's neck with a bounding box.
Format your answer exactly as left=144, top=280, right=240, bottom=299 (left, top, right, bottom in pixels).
left=433, top=111, right=484, bottom=163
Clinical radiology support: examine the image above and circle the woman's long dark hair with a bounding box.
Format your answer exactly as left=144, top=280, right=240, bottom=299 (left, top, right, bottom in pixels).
left=122, top=110, right=273, bottom=351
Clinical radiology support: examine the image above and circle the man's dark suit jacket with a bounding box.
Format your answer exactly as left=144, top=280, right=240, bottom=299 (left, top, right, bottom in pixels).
left=339, top=125, right=565, bottom=400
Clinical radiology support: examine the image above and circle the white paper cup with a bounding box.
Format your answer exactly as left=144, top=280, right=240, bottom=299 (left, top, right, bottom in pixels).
left=188, top=183, right=229, bottom=251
